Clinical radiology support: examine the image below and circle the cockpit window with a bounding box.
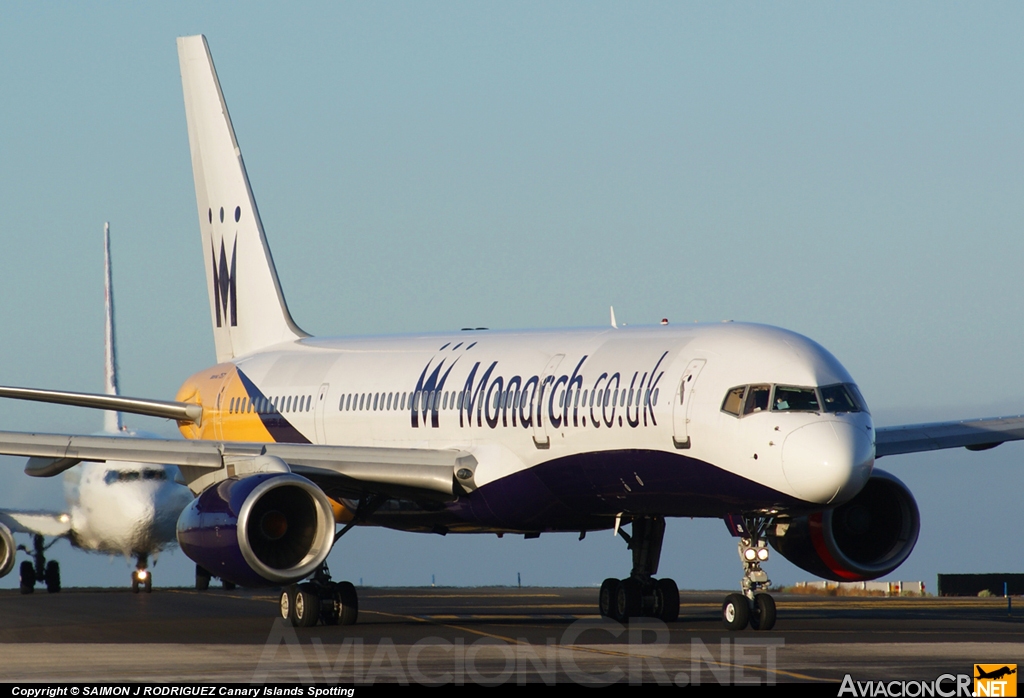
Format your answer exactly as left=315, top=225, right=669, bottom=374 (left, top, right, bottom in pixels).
left=721, top=386, right=745, bottom=416
left=743, top=385, right=771, bottom=415
left=772, top=386, right=820, bottom=412
left=821, top=383, right=868, bottom=414
left=104, top=468, right=167, bottom=484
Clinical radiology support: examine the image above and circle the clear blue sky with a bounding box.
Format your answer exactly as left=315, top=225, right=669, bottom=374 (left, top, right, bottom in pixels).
left=1, top=3, right=1022, bottom=590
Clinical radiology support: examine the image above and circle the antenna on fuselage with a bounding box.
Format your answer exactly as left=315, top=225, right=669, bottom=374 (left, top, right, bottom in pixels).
left=103, top=222, right=124, bottom=434
left=610, top=306, right=618, bottom=329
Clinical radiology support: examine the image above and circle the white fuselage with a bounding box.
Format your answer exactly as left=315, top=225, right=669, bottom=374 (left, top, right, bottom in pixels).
left=61, top=437, right=193, bottom=557
left=206, top=322, right=875, bottom=532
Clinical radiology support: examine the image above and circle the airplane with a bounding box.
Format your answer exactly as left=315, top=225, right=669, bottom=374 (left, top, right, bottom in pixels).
left=976, top=667, right=1017, bottom=681
left=1, top=34, right=1024, bottom=628
left=0, top=223, right=194, bottom=594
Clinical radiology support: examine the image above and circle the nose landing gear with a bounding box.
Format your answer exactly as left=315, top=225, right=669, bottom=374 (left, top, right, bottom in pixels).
left=722, top=515, right=777, bottom=631
left=598, top=516, right=680, bottom=622
left=131, top=554, right=152, bottom=593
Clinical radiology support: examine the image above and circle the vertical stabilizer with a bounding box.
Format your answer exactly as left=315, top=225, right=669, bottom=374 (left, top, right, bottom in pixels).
left=177, top=35, right=307, bottom=363
left=103, top=222, right=123, bottom=433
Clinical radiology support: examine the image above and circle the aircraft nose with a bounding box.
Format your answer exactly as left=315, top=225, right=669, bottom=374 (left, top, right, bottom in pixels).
left=781, top=421, right=874, bottom=504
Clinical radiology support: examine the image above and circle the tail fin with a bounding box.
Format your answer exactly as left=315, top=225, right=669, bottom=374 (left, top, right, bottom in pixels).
left=103, top=222, right=124, bottom=433
left=177, top=35, right=307, bottom=363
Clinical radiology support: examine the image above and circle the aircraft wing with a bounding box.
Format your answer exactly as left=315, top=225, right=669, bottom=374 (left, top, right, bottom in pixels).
left=0, top=510, right=71, bottom=537
left=0, top=430, right=472, bottom=501
left=875, top=415, right=1024, bottom=457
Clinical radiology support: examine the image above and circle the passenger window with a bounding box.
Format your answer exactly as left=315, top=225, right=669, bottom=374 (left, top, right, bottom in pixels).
left=743, top=385, right=771, bottom=415
left=773, top=386, right=820, bottom=412
left=722, top=386, right=745, bottom=416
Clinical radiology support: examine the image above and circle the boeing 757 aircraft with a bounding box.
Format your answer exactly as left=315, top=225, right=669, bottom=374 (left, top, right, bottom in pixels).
left=0, top=224, right=193, bottom=593
left=1, top=35, right=1023, bottom=628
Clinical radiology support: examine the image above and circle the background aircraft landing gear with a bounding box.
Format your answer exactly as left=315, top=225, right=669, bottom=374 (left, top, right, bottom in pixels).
left=279, top=563, right=358, bottom=628
left=131, top=554, right=152, bottom=594
left=599, top=516, right=680, bottom=622
left=18, top=534, right=59, bottom=594
left=721, top=515, right=777, bottom=631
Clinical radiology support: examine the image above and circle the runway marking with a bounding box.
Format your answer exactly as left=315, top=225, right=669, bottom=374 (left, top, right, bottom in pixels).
left=367, top=593, right=562, bottom=599
left=362, top=608, right=829, bottom=683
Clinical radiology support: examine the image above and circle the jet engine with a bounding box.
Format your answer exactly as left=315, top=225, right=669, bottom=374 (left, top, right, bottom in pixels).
left=177, top=472, right=336, bottom=587
left=0, top=523, right=15, bottom=578
left=770, top=469, right=920, bottom=582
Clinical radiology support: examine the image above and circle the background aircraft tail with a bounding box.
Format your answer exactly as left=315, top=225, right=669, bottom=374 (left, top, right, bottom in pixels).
left=177, top=35, right=307, bottom=363
left=103, top=222, right=124, bottom=433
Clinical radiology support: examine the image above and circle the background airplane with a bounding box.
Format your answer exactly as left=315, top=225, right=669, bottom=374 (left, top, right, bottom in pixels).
left=0, top=224, right=194, bottom=593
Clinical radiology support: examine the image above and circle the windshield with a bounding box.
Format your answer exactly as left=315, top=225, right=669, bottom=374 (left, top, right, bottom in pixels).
left=772, top=386, right=820, bottom=412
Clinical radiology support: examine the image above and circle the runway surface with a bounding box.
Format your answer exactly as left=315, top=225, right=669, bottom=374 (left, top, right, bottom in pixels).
left=0, top=587, right=1020, bottom=684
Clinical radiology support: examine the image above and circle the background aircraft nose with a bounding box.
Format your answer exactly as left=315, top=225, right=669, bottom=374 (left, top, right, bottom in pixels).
left=782, top=421, right=874, bottom=504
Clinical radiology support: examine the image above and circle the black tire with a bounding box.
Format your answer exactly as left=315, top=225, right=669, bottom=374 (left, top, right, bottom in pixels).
left=280, top=586, right=296, bottom=623
left=131, top=572, right=140, bottom=594
left=599, top=578, right=620, bottom=619
left=616, top=578, right=642, bottom=620
left=293, top=583, right=320, bottom=627
left=19, top=561, right=35, bottom=594
left=336, top=581, right=358, bottom=626
left=44, top=560, right=60, bottom=594
left=722, top=593, right=749, bottom=631
left=750, top=593, right=776, bottom=631
left=143, top=572, right=153, bottom=594
left=656, top=578, right=679, bottom=622
left=724, top=589, right=749, bottom=626
left=222, top=580, right=236, bottom=591
left=195, top=565, right=211, bottom=591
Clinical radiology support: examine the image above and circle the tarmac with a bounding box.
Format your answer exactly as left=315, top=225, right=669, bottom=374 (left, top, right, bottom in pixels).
left=0, top=586, right=1020, bottom=685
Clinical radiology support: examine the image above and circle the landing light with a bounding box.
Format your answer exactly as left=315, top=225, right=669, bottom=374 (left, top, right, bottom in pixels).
left=137, top=570, right=148, bottom=580
left=743, top=548, right=757, bottom=561
left=757, top=547, right=769, bottom=562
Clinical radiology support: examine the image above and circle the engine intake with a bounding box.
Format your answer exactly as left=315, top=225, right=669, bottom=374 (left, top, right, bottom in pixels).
left=770, top=469, right=920, bottom=582
left=0, top=523, right=15, bottom=578
left=177, top=473, right=336, bottom=587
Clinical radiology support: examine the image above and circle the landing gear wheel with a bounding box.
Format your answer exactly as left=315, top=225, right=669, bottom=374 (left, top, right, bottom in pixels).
left=599, top=578, right=620, bottom=619
left=143, top=571, right=153, bottom=594
left=131, top=571, right=140, bottom=594
left=44, top=560, right=60, bottom=593
left=280, top=585, right=296, bottom=623
left=335, top=581, right=358, bottom=626
left=222, top=580, right=236, bottom=591
left=750, top=593, right=776, bottom=631
left=195, top=565, right=211, bottom=591
left=616, top=578, right=642, bottom=620
left=656, top=578, right=679, bottom=622
left=292, top=583, right=320, bottom=627
left=19, top=561, right=35, bottom=594
left=722, top=593, right=750, bottom=631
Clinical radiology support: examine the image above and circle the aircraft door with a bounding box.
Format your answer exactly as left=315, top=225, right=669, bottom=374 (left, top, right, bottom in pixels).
left=672, top=359, right=706, bottom=449
left=532, top=354, right=564, bottom=449
left=314, top=383, right=330, bottom=444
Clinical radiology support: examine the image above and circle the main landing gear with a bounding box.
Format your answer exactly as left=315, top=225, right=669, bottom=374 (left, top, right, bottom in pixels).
left=18, top=534, right=60, bottom=594
left=721, top=515, right=776, bottom=631
left=131, top=553, right=152, bottom=594
left=195, top=565, right=237, bottom=591
left=599, top=517, right=680, bottom=622
left=280, top=563, right=358, bottom=628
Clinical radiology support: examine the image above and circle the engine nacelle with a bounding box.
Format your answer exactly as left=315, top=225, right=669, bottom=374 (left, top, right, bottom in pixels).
left=0, top=523, right=15, bottom=578
left=177, top=473, right=336, bottom=587
left=770, top=469, right=920, bottom=582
